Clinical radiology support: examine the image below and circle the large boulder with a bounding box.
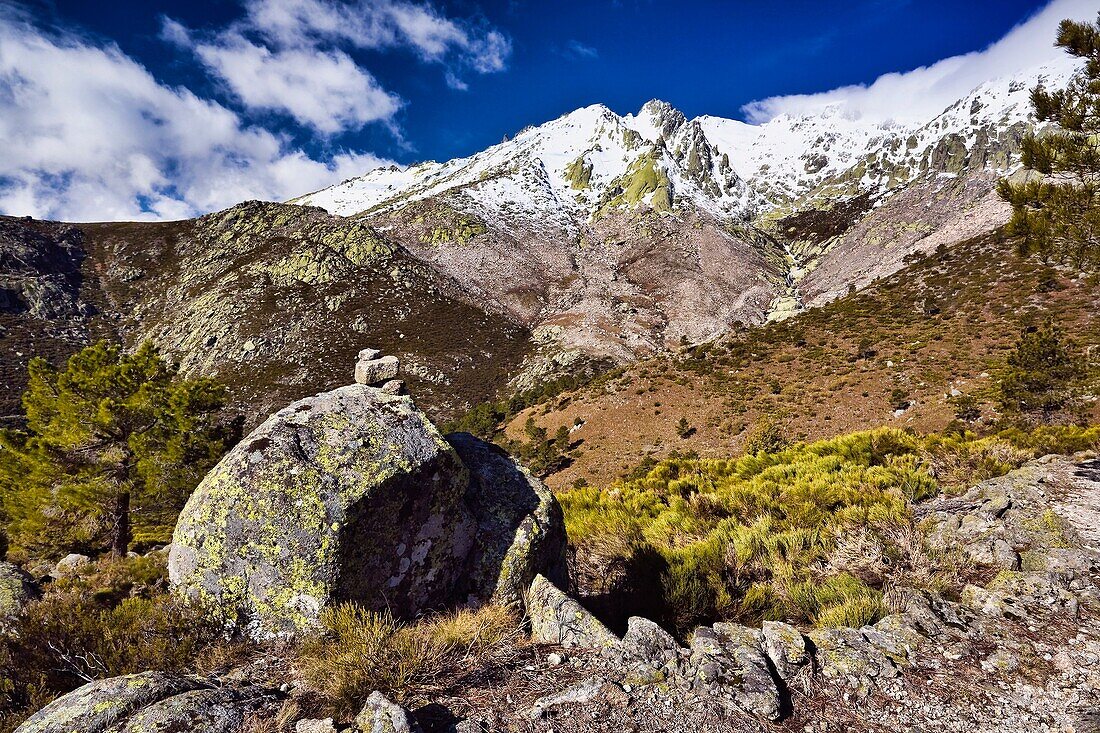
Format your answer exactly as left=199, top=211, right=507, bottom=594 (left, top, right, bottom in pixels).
left=13, top=672, right=276, bottom=733
left=170, top=385, right=567, bottom=637
left=447, top=432, right=568, bottom=608
left=170, top=385, right=477, bottom=636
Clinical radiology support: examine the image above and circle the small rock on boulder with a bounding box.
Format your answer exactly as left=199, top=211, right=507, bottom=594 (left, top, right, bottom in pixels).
left=354, top=354, right=400, bottom=386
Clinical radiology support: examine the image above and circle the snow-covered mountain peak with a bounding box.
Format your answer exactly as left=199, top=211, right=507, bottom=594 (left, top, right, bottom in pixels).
left=295, top=57, right=1082, bottom=225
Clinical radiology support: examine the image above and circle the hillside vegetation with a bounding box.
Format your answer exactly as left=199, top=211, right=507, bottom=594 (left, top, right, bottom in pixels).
left=560, top=425, right=1100, bottom=636
left=492, top=230, right=1100, bottom=489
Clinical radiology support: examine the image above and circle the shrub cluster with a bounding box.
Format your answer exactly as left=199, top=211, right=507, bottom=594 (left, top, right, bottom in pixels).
left=0, top=555, right=250, bottom=733
left=560, top=425, right=1100, bottom=636
left=296, top=604, right=520, bottom=719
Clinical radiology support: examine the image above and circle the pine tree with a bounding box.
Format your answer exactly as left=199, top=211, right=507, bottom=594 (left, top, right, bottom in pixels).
left=997, top=321, right=1084, bottom=424
left=0, top=341, right=240, bottom=560
left=997, top=14, right=1100, bottom=269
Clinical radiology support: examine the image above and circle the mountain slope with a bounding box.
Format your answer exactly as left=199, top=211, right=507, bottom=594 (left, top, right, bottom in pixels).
left=497, top=230, right=1100, bottom=490
left=0, top=203, right=530, bottom=424
left=0, top=58, right=1085, bottom=425
left=294, top=58, right=1078, bottom=356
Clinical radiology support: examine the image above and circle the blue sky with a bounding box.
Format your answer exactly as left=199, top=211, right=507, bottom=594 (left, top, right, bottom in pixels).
left=0, top=0, right=1091, bottom=220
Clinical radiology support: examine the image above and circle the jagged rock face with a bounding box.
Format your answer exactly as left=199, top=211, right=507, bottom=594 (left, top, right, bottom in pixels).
left=371, top=199, right=784, bottom=361
left=0, top=61, right=1081, bottom=416
left=0, top=217, right=95, bottom=419
left=169, top=385, right=567, bottom=637
left=12, top=672, right=278, bottom=733
left=7, top=202, right=529, bottom=426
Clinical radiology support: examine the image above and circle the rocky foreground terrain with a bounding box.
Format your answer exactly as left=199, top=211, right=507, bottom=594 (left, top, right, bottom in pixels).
left=6, top=354, right=1099, bottom=733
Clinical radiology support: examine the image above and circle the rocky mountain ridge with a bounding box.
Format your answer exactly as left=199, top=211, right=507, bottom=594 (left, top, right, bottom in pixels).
left=0, top=57, right=1083, bottom=424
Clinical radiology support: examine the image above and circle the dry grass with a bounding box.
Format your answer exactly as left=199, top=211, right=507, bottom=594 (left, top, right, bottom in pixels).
left=296, top=604, right=522, bottom=719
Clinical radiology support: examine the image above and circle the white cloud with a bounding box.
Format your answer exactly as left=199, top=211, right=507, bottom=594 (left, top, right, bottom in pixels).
left=242, top=0, right=511, bottom=71
left=168, top=0, right=512, bottom=121
left=743, top=0, right=1097, bottom=125
left=563, top=40, right=598, bottom=60
left=189, top=34, right=401, bottom=133
left=0, top=11, right=388, bottom=221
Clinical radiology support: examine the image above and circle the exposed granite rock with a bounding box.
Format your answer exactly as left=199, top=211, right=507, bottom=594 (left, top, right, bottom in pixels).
left=761, top=620, right=809, bottom=682
left=12, top=673, right=246, bottom=733
left=527, top=574, right=618, bottom=649
left=689, top=622, right=781, bottom=721
left=170, top=383, right=567, bottom=638
left=448, top=432, right=568, bottom=608
left=0, top=561, right=37, bottom=626
left=169, top=384, right=476, bottom=637
left=110, top=686, right=272, bottom=733
left=354, top=692, right=420, bottom=733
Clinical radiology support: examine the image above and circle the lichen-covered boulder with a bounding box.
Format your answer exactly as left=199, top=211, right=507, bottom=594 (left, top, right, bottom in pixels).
left=447, top=433, right=568, bottom=608
left=0, top=561, right=37, bottom=626
left=806, top=626, right=899, bottom=692
left=527, top=574, right=619, bottom=649
left=13, top=672, right=207, bottom=733
left=761, top=621, right=809, bottom=682
left=689, top=623, right=781, bottom=721
left=169, top=385, right=476, bottom=637
left=110, top=687, right=275, bottom=733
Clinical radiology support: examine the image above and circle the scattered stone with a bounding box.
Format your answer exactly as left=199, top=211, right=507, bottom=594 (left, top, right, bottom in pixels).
left=354, top=691, right=419, bottom=733
left=761, top=621, right=809, bottom=681
left=620, top=616, right=683, bottom=672
left=528, top=679, right=607, bottom=720
left=50, top=553, right=89, bottom=578
left=690, top=623, right=781, bottom=721
left=295, top=719, right=337, bottom=733
left=527, top=574, right=618, bottom=649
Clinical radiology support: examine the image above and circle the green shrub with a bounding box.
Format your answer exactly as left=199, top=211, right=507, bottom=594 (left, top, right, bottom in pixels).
left=562, top=424, right=1094, bottom=636
left=0, top=554, right=244, bottom=733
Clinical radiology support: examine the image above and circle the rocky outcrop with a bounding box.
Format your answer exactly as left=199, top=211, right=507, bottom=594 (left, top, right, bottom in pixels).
left=504, top=455, right=1100, bottom=731
left=527, top=574, right=618, bottom=649
left=449, top=433, right=568, bottom=608
left=170, top=358, right=567, bottom=637
left=12, top=672, right=277, bottom=733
